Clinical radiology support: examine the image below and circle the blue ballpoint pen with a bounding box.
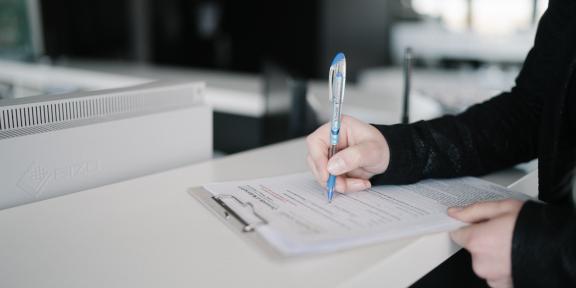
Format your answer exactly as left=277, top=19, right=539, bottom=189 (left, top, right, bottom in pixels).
left=326, top=52, right=346, bottom=203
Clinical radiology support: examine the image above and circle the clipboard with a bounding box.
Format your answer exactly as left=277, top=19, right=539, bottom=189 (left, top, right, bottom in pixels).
left=187, top=186, right=288, bottom=260
left=188, top=174, right=534, bottom=260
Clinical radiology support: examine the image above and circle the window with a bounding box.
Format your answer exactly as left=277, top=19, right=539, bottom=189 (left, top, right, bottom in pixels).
left=411, top=0, right=548, bottom=35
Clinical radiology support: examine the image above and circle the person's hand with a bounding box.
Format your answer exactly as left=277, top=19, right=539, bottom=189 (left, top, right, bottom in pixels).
left=448, top=199, right=525, bottom=288
left=306, top=115, right=390, bottom=193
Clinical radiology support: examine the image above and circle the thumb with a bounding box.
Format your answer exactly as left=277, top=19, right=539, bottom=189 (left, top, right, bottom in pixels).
left=448, top=200, right=520, bottom=223
left=327, top=142, right=374, bottom=175
left=450, top=225, right=474, bottom=247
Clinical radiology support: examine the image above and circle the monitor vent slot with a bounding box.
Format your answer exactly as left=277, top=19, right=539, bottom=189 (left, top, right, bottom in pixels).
left=0, top=82, right=204, bottom=137
left=0, top=94, right=143, bottom=132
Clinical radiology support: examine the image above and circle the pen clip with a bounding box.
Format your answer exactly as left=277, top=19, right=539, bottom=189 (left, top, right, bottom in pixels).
left=212, top=194, right=269, bottom=233
left=329, top=65, right=335, bottom=103
left=328, top=53, right=346, bottom=104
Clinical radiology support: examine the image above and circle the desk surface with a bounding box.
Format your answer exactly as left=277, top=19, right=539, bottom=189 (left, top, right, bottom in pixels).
left=0, top=139, right=528, bottom=288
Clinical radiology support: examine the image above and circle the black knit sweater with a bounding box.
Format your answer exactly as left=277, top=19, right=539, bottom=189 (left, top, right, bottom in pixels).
left=371, top=1, right=576, bottom=286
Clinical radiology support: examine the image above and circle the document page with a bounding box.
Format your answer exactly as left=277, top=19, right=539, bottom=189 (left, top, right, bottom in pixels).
left=202, top=173, right=531, bottom=256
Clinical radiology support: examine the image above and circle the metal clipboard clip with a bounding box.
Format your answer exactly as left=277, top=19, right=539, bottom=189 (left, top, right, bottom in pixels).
left=188, top=187, right=284, bottom=259
left=211, top=194, right=269, bottom=233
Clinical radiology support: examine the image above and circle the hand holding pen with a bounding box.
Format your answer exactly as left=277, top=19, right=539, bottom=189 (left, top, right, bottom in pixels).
left=306, top=115, right=390, bottom=201
left=305, top=53, right=390, bottom=203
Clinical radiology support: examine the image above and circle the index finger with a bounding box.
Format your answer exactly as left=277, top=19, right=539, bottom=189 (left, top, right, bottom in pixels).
left=306, top=122, right=331, bottom=147
left=306, top=123, right=331, bottom=183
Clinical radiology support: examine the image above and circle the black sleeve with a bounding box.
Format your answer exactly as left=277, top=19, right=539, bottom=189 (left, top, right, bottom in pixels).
left=512, top=201, right=576, bottom=287
left=370, top=88, right=541, bottom=185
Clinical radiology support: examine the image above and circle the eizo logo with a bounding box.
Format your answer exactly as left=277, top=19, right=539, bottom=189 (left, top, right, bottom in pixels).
left=17, top=163, right=51, bottom=198
left=17, top=161, right=100, bottom=198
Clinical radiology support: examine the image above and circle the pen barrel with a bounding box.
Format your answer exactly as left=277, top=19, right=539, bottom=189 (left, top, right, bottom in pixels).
left=327, top=174, right=336, bottom=190
left=328, top=144, right=337, bottom=159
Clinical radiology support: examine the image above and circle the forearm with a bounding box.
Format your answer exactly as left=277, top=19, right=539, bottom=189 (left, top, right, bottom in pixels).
left=371, top=89, right=540, bottom=185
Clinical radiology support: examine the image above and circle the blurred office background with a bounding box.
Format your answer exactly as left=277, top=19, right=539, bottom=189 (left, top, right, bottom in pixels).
left=0, top=1, right=544, bottom=284
left=0, top=0, right=547, bottom=154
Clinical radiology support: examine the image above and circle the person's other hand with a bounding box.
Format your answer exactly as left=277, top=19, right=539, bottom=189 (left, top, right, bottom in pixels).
left=306, top=115, right=390, bottom=193
left=448, top=199, right=525, bottom=288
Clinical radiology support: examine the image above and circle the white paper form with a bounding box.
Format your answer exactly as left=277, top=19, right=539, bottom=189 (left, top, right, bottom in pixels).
left=203, top=173, right=531, bottom=256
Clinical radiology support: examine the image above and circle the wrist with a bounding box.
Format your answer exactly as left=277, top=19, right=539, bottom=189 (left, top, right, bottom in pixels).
left=369, top=123, right=420, bottom=185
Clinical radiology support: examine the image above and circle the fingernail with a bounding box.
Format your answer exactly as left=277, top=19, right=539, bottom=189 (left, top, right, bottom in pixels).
left=349, top=180, right=366, bottom=191
left=350, top=180, right=369, bottom=191
left=327, top=157, right=345, bottom=174
left=448, top=207, right=463, bottom=214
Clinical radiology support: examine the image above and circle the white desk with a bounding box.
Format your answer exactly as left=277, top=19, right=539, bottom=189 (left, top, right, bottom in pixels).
left=357, top=67, right=519, bottom=113
left=307, top=80, right=443, bottom=125
left=390, top=22, right=535, bottom=65
left=0, top=139, right=530, bottom=288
